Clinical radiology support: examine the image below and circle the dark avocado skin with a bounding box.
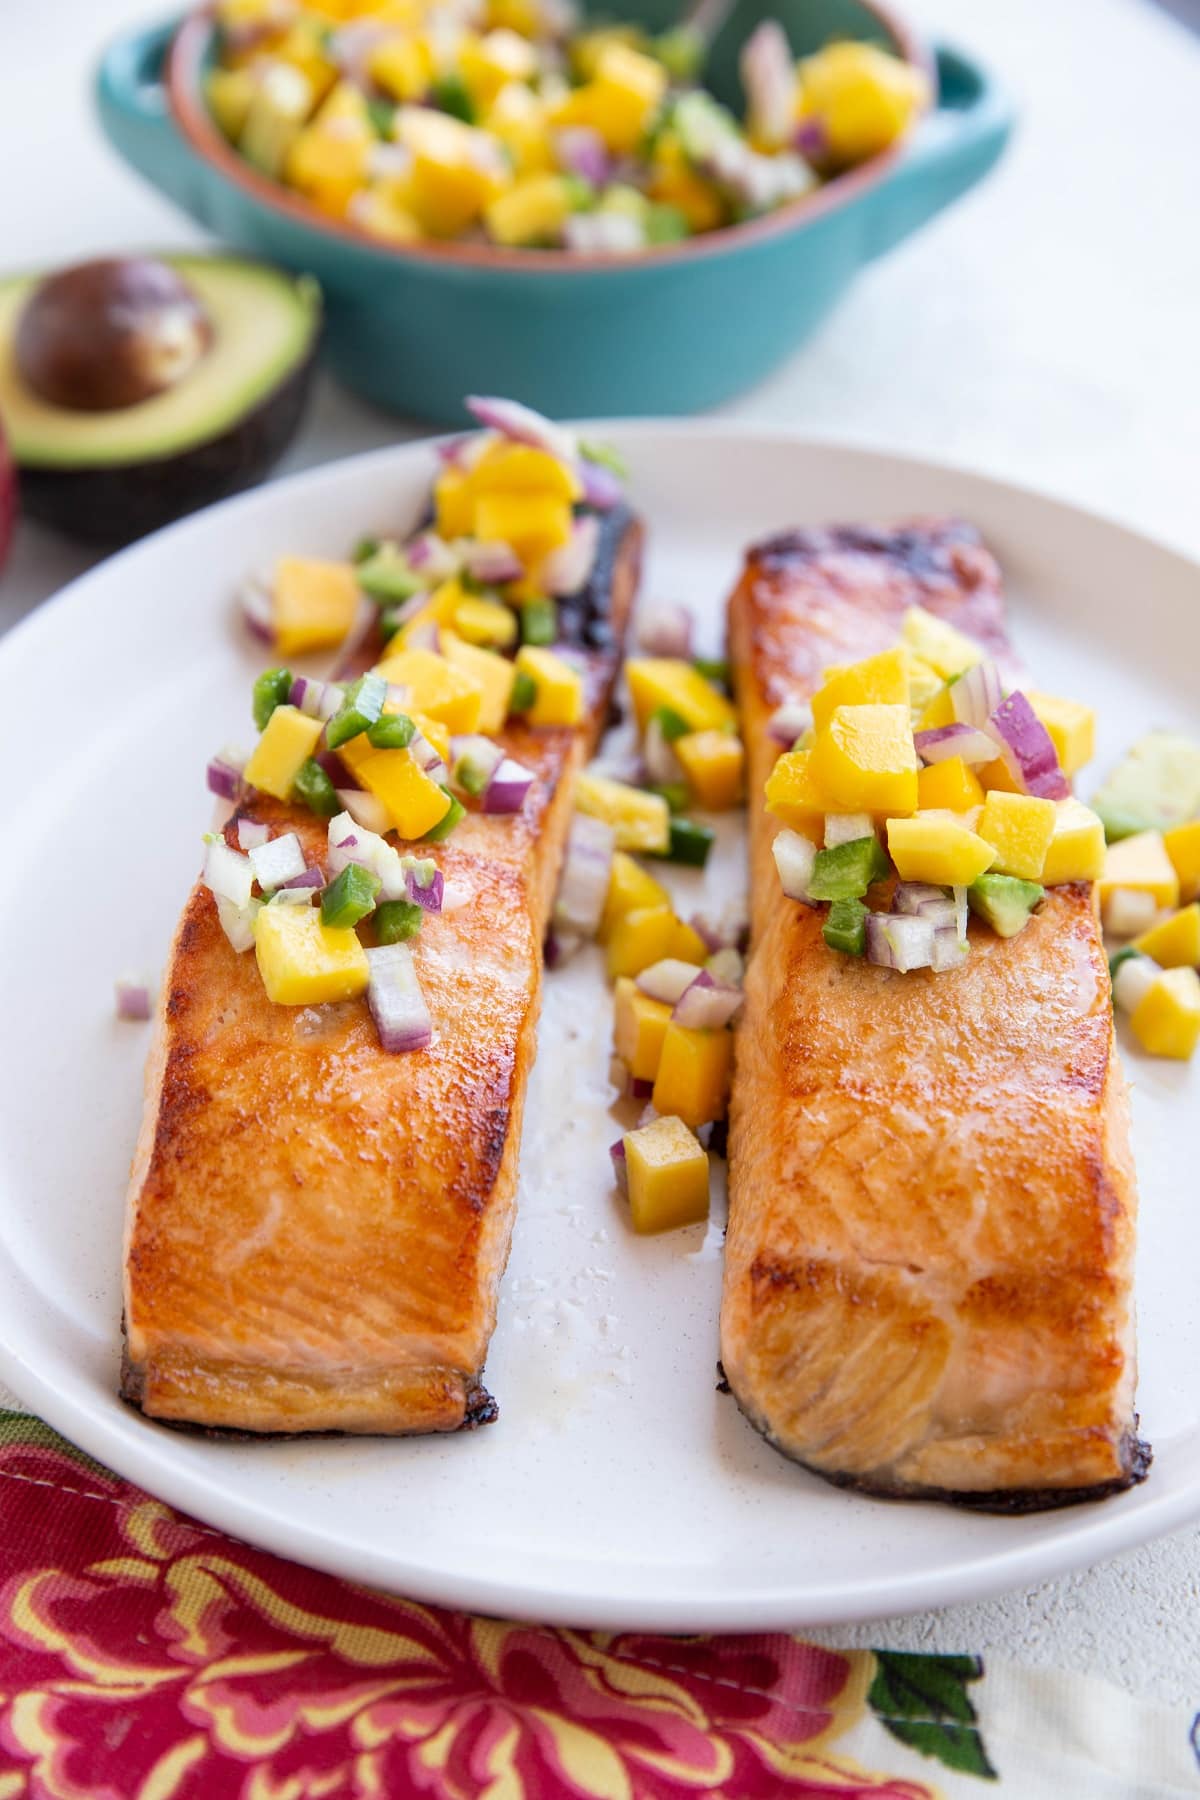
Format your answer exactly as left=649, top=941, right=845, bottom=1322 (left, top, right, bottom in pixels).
left=17, top=343, right=318, bottom=545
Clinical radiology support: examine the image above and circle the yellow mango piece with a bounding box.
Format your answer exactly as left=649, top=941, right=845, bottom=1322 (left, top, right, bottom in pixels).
left=978, top=755, right=1023, bottom=795
left=625, top=658, right=737, bottom=735
left=254, top=905, right=369, bottom=1006
left=917, top=757, right=985, bottom=813
left=623, top=1114, right=710, bottom=1234
left=1163, top=821, right=1200, bottom=904
left=651, top=1022, right=733, bottom=1129
left=675, top=730, right=744, bottom=810
left=976, top=790, right=1057, bottom=881
left=474, top=491, right=573, bottom=566
left=1130, top=966, right=1200, bottom=1060
left=207, top=67, right=256, bottom=140
left=440, top=635, right=515, bottom=735
left=599, top=852, right=670, bottom=943
left=390, top=579, right=465, bottom=650
left=459, top=27, right=538, bottom=105
left=271, top=556, right=360, bottom=656
left=646, top=137, right=726, bottom=231
left=337, top=741, right=451, bottom=840
left=514, top=645, right=584, bottom=727
left=900, top=606, right=982, bottom=679
left=811, top=647, right=911, bottom=733
left=1134, top=903, right=1200, bottom=969
left=1025, top=691, right=1097, bottom=778
left=763, top=748, right=828, bottom=840
left=551, top=43, right=667, bottom=155
left=484, top=81, right=555, bottom=174
left=469, top=440, right=582, bottom=501
left=434, top=466, right=475, bottom=540
left=283, top=81, right=371, bottom=211
left=613, top=977, right=672, bottom=1081
left=367, top=33, right=433, bottom=102
left=238, top=62, right=314, bottom=178
left=372, top=645, right=483, bottom=734
left=1041, top=799, right=1107, bottom=885
left=574, top=772, right=669, bottom=852
left=1098, top=832, right=1180, bottom=910
left=243, top=704, right=323, bottom=801
left=886, top=814, right=995, bottom=887
left=485, top=172, right=573, bottom=246
left=395, top=109, right=510, bottom=237
left=669, top=915, right=710, bottom=965
left=606, top=905, right=680, bottom=980
left=810, top=703, right=919, bottom=816
left=350, top=180, right=423, bottom=244
left=907, top=656, right=945, bottom=715
left=451, top=595, right=518, bottom=648
left=796, top=40, right=929, bottom=166
left=916, top=685, right=956, bottom=732
left=405, top=710, right=451, bottom=767
left=273, top=20, right=338, bottom=102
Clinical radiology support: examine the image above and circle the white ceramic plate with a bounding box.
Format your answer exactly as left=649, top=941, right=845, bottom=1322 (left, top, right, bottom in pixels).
left=0, top=428, right=1196, bottom=1632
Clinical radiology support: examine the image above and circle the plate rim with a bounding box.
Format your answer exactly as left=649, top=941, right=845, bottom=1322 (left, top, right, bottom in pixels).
left=1, top=421, right=1197, bottom=1631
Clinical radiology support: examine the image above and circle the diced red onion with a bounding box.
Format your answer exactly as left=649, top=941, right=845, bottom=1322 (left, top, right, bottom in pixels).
left=740, top=19, right=796, bottom=149
left=236, top=818, right=270, bottom=852
left=1114, top=953, right=1158, bottom=1013
left=541, top=514, right=600, bottom=597
left=689, top=902, right=749, bottom=953
left=280, top=864, right=325, bottom=891
left=403, top=622, right=440, bottom=654
left=893, top=882, right=955, bottom=928
left=705, top=947, right=745, bottom=986
left=484, top=757, right=536, bottom=816
left=289, top=675, right=322, bottom=718
left=115, top=976, right=152, bottom=1021
left=207, top=755, right=244, bottom=802
left=636, top=958, right=701, bottom=1005
left=866, top=913, right=935, bottom=972
left=951, top=659, right=1004, bottom=730
left=773, top=829, right=817, bottom=903
left=609, top=1138, right=628, bottom=1196
left=335, top=788, right=391, bottom=835
left=435, top=434, right=474, bottom=467
left=609, top=1053, right=629, bottom=1090
left=931, top=926, right=970, bottom=972
left=459, top=539, right=524, bottom=585
left=215, top=893, right=261, bottom=952
left=465, top=395, right=578, bottom=466
left=556, top=125, right=611, bottom=186
left=954, top=885, right=969, bottom=943
left=405, top=532, right=460, bottom=581
left=407, top=865, right=444, bottom=912
left=768, top=700, right=812, bottom=746
left=579, top=458, right=624, bottom=511
left=630, top=1076, right=654, bottom=1100
left=204, top=838, right=253, bottom=908
left=544, top=928, right=582, bottom=968
left=794, top=117, right=828, bottom=160
left=327, top=812, right=406, bottom=899
left=410, top=731, right=445, bottom=774
left=644, top=715, right=684, bottom=787
left=240, top=576, right=274, bottom=644
left=1104, top=886, right=1158, bottom=938
left=637, top=1101, right=659, bottom=1129
left=824, top=812, right=875, bottom=848
left=672, top=969, right=742, bottom=1030
left=249, top=831, right=307, bottom=890
left=366, top=942, right=432, bottom=1053
left=636, top=602, right=694, bottom=659
left=338, top=594, right=377, bottom=665
left=553, top=812, right=615, bottom=936
left=913, top=723, right=997, bottom=766
left=985, top=692, right=1070, bottom=799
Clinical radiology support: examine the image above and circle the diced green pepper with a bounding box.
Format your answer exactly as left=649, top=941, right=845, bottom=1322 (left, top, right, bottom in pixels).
left=320, top=862, right=381, bottom=928
left=432, top=73, right=475, bottom=122
left=366, top=97, right=394, bottom=138
left=823, top=896, right=868, bottom=957
left=650, top=817, right=714, bottom=868
left=650, top=782, right=690, bottom=815
left=292, top=757, right=340, bottom=817
left=423, top=789, right=467, bottom=843
left=509, top=670, right=538, bottom=713
left=454, top=751, right=494, bottom=798
left=357, top=545, right=424, bottom=604
left=375, top=899, right=424, bottom=944
left=649, top=705, right=691, bottom=743
left=353, top=535, right=380, bottom=564
left=520, top=598, right=558, bottom=647
left=808, top=836, right=891, bottom=902
left=693, top=657, right=730, bottom=692
left=367, top=711, right=416, bottom=750
left=252, top=666, right=292, bottom=731
left=326, top=672, right=388, bottom=749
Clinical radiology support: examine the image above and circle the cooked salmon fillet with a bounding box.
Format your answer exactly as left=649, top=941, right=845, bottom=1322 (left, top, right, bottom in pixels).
left=122, top=511, right=642, bottom=1434
left=722, top=520, right=1149, bottom=1508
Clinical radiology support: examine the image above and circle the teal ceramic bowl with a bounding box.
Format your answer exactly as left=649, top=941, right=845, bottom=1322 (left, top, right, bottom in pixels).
left=96, top=2, right=1012, bottom=425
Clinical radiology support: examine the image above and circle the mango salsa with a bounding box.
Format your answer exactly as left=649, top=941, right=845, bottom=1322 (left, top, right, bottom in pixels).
left=1098, top=832, right=1180, bottom=911
left=976, top=791, right=1057, bottom=881
left=474, top=491, right=573, bottom=565
left=674, top=729, right=744, bottom=810
left=613, top=977, right=672, bottom=1081
left=469, top=440, right=583, bottom=502
left=1164, top=821, right=1200, bottom=903
left=651, top=1021, right=733, bottom=1128
left=372, top=646, right=484, bottom=734
left=338, top=741, right=451, bottom=840
left=272, top=556, right=360, bottom=656
left=440, top=635, right=516, bottom=734
left=1025, top=691, right=1096, bottom=778
left=809, top=703, right=919, bottom=816
left=606, top=905, right=704, bottom=981
left=450, top=595, right=519, bottom=649
left=811, top=648, right=910, bottom=733
left=1041, top=799, right=1107, bottom=885
left=917, top=756, right=985, bottom=813
left=434, top=465, right=474, bottom=540
left=764, top=748, right=828, bottom=840
left=625, top=658, right=737, bottom=736
left=515, top=645, right=585, bottom=727
left=900, top=606, right=982, bottom=679
left=550, top=42, right=667, bottom=155
left=254, top=905, right=369, bottom=1006
left=1133, top=903, right=1200, bottom=970
left=1129, top=966, right=1200, bottom=1060
left=244, top=704, right=324, bottom=801
left=574, top=772, right=669, bottom=852
left=886, top=814, right=995, bottom=887
left=599, top=852, right=670, bottom=942
left=623, top=1114, right=710, bottom=1234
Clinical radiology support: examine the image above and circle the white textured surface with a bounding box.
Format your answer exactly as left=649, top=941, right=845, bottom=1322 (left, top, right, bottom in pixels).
left=1, top=0, right=1198, bottom=1702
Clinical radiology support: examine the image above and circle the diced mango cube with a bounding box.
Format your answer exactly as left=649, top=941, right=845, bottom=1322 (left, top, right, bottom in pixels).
left=646, top=135, right=726, bottom=231
left=272, top=556, right=360, bottom=656
left=1041, top=799, right=1107, bottom=885
left=886, top=814, right=995, bottom=886
left=651, top=1021, right=733, bottom=1128
left=434, top=465, right=475, bottom=540
left=391, top=578, right=466, bottom=650
left=450, top=595, right=518, bottom=649
left=484, top=81, right=555, bottom=173
left=367, top=33, right=434, bottom=102
left=284, top=110, right=371, bottom=215
left=809, top=703, right=919, bottom=816
left=254, top=905, right=369, bottom=1006
left=1164, top=821, right=1200, bottom=904
left=207, top=67, right=256, bottom=140
left=978, top=756, right=1023, bottom=795
left=460, top=27, right=538, bottom=105
left=372, top=645, right=484, bottom=734
left=574, top=772, right=669, bottom=852
left=469, top=439, right=582, bottom=501
left=675, top=730, right=744, bottom=810
left=1133, top=903, right=1200, bottom=970
left=550, top=43, right=668, bottom=155
left=440, top=634, right=515, bottom=734
left=351, top=180, right=423, bottom=245
left=907, top=656, right=945, bottom=714
left=625, top=658, right=737, bottom=736
left=243, top=704, right=324, bottom=801
left=1025, top=691, right=1096, bottom=777
left=623, top=1114, right=710, bottom=1234
left=1098, top=832, right=1180, bottom=910
left=515, top=645, right=585, bottom=727
left=901, top=606, right=982, bottom=678
left=474, top=491, right=573, bottom=566
left=405, top=711, right=451, bottom=767
left=1130, top=966, right=1200, bottom=1060
left=976, top=790, right=1057, bottom=881
left=613, top=977, right=672, bottom=1081
left=395, top=107, right=510, bottom=237
left=599, top=852, right=670, bottom=942
left=916, top=684, right=956, bottom=732
left=485, top=172, right=573, bottom=246
left=606, top=905, right=681, bottom=980
left=337, top=741, right=451, bottom=839
left=669, top=916, right=710, bottom=965
left=811, top=648, right=911, bottom=733
left=763, top=748, right=828, bottom=841
left=917, top=756, right=985, bottom=813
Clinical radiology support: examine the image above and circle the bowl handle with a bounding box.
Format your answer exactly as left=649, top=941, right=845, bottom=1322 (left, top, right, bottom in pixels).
left=95, top=16, right=211, bottom=225
left=865, top=42, right=1015, bottom=262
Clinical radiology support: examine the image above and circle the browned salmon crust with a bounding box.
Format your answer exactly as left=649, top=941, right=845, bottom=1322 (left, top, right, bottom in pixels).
left=723, top=520, right=1149, bottom=1509
left=122, top=514, right=642, bottom=1435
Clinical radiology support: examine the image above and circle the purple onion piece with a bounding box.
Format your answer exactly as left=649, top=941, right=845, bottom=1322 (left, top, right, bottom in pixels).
left=541, top=515, right=600, bottom=597
left=579, top=458, right=624, bottom=511
left=280, top=864, right=326, bottom=890
left=334, top=788, right=390, bottom=835
left=206, top=758, right=243, bottom=802
left=767, top=700, right=812, bottom=746
left=115, top=978, right=152, bottom=1022
left=629, top=1077, right=654, bottom=1100
left=866, top=913, right=936, bottom=972
left=793, top=117, right=828, bottom=160
left=484, top=757, right=536, bottom=817
left=636, top=601, right=694, bottom=659
left=240, top=578, right=274, bottom=644
left=555, top=125, right=611, bottom=186
left=552, top=811, right=615, bottom=934
left=236, top=819, right=270, bottom=852
left=636, top=958, right=701, bottom=1005
left=465, top=395, right=577, bottom=465
left=986, top=691, right=1070, bottom=798
left=950, top=659, right=1004, bottom=730
left=366, top=943, right=432, bottom=1053
left=609, top=1138, right=629, bottom=1196
left=740, top=19, right=796, bottom=148
left=672, top=971, right=742, bottom=1030
left=459, top=539, right=525, bottom=585
left=913, top=722, right=997, bottom=766
left=407, top=867, right=445, bottom=912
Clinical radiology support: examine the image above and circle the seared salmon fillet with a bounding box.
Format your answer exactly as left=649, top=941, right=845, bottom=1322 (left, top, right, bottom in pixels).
left=122, top=511, right=642, bottom=1434
left=722, top=521, right=1149, bottom=1508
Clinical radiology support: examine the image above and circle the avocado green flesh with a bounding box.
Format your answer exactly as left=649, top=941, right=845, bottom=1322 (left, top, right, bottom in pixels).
left=1088, top=732, right=1200, bottom=841
left=0, top=256, right=320, bottom=467
left=968, top=873, right=1044, bottom=939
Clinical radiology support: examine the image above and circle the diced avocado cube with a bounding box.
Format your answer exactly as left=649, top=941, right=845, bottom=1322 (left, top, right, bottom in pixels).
left=375, top=899, right=424, bottom=944
left=1091, top=731, right=1200, bottom=840
left=823, top=896, right=868, bottom=957
left=808, top=835, right=891, bottom=902
left=967, top=872, right=1045, bottom=938
left=509, top=669, right=537, bottom=713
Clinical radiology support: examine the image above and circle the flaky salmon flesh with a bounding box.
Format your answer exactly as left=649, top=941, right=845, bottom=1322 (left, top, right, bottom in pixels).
left=122, top=514, right=642, bottom=1435
left=722, top=521, right=1148, bottom=1509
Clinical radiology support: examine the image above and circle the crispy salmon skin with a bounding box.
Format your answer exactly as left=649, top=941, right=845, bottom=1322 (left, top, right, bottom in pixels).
left=122, top=513, right=642, bottom=1435
left=722, top=521, right=1148, bottom=1508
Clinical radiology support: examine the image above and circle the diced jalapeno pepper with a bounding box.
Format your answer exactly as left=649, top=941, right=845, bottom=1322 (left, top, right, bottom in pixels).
left=650, top=817, right=715, bottom=868
left=823, top=897, right=868, bottom=957
left=292, top=756, right=340, bottom=817
left=367, top=711, right=417, bottom=750
left=252, top=666, right=292, bottom=731
left=649, top=705, right=691, bottom=743
left=320, top=862, right=381, bottom=928
left=509, top=670, right=538, bottom=713
left=520, top=599, right=558, bottom=647
left=326, top=672, right=388, bottom=749
left=808, top=836, right=891, bottom=902
left=423, top=790, right=467, bottom=843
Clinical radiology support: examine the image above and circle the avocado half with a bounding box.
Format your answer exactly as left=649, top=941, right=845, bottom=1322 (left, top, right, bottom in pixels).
left=0, top=255, right=321, bottom=544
